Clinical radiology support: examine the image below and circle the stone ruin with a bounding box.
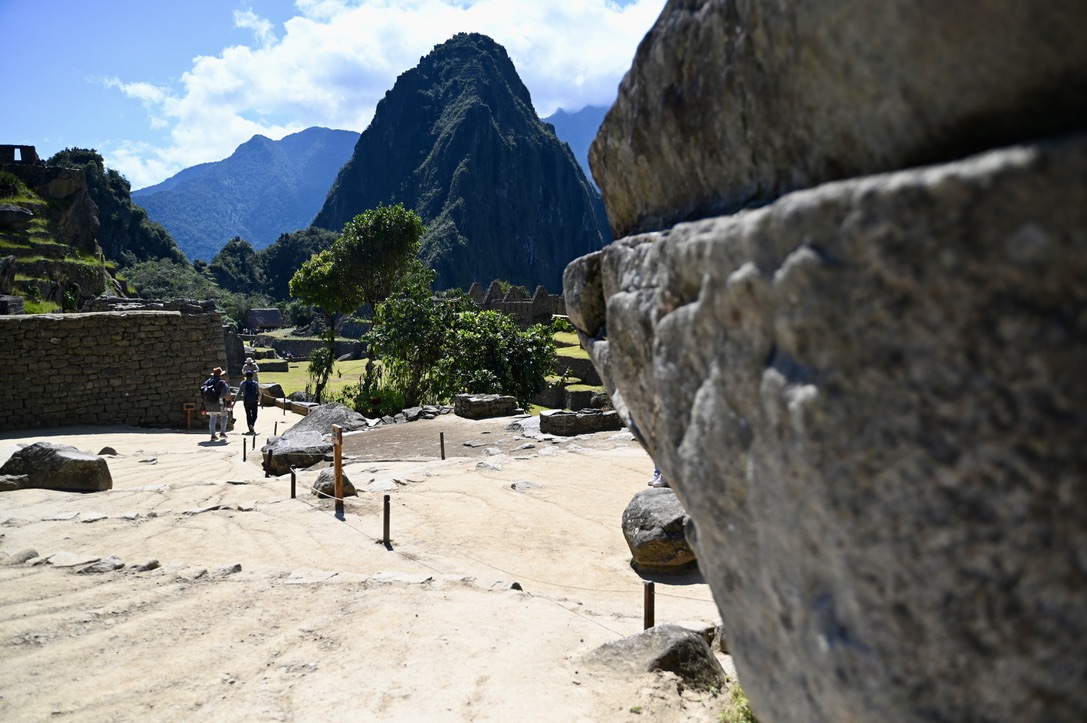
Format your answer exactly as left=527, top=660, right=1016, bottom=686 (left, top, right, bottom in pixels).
left=564, top=1, right=1087, bottom=721
left=467, top=280, right=565, bottom=328
left=0, top=145, right=40, bottom=165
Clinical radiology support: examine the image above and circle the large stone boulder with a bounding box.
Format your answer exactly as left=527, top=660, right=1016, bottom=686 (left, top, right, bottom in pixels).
left=0, top=442, right=112, bottom=492
left=565, top=135, right=1087, bottom=721
left=454, top=394, right=518, bottom=420
left=587, top=624, right=726, bottom=692
left=538, top=408, right=624, bottom=436
left=621, top=488, right=696, bottom=573
left=261, top=403, right=370, bottom=475
left=591, top=0, right=1087, bottom=239
left=288, top=402, right=371, bottom=434
left=261, top=431, right=332, bottom=476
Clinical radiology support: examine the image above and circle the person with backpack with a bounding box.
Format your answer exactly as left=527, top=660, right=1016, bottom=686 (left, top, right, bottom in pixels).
left=201, top=367, right=231, bottom=441
left=238, top=369, right=261, bottom=435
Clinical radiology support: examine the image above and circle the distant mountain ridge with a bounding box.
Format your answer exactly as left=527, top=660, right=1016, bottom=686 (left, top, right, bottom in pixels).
left=133, top=127, right=359, bottom=261
left=542, top=105, right=609, bottom=188
left=313, top=32, right=611, bottom=292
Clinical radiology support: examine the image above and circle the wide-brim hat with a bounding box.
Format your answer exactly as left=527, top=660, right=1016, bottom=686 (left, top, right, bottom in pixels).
left=245, top=357, right=254, bottom=363
left=212, top=367, right=224, bottom=375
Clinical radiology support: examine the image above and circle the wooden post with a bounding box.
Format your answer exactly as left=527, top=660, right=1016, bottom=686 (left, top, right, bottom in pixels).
left=274, top=421, right=279, bottom=436
left=290, top=468, right=296, bottom=499
left=440, top=432, right=445, bottom=460
left=333, top=424, right=344, bottom=515
left=383, top=494, right=391, bottom=545
left=243, top=437, right=247, bottom=462
left=644, top=581, right=655, bottom=630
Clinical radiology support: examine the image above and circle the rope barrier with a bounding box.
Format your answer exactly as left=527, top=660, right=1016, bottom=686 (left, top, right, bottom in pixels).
left=294, top=482, right=716, bottom=603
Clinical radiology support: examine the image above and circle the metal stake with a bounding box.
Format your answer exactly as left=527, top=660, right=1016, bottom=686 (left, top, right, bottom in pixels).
left=440, top=431, right=445, bottom=460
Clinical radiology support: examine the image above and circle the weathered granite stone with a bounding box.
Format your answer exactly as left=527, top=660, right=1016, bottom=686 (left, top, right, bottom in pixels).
left=0, top=255, right=16, bottom=295
left=621, top=488, right=697, bottom=573
left=0, top=442, right=112, bottom=492
left=591, top=0, right=1087, bottom=238
left=538, top=408, right=624, bottom=436
left=262, top=403, right=371, bottom=474
left=76, top=555, right=125, bottom=574
left=260, top=382, right=285, bottom=400
left=312, top=467, right=358, bottom=498
left=566, top=135, right=1087, bottom=722
left=587, top=623, right=726, bottom=691
left=290, top=403, right=370, bottom=434
left=261, top=431, right=333, bottom=476
left=454, top=394, right=518, bottom=419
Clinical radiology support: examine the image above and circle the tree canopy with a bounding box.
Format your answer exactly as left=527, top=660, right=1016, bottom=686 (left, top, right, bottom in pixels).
left=340, top=203, right=426, bottom=315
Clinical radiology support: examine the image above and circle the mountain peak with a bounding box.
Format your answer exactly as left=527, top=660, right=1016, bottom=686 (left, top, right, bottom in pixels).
left=313, top=34, right=610, bottom=291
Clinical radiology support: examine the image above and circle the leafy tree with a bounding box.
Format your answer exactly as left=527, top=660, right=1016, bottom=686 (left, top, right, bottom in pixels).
left=288, top=248, right=346, bottom=402
left=370, top=284, right=557, bottom=409
left=122, top=258, right=220, bottom=300
left=209, top=236, right=265, bottom=295
left=368, top=264, right=472, bottom=407
left=289, top=204, right=426, bottom=402
left=258, top=227, right=339, bottom=301
left=340, top=203, right=426, bottom=315
left=432, top=311, right=557, bottom=408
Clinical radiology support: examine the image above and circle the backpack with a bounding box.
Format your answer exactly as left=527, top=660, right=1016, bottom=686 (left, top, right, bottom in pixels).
left=241, top=379, right=259, bottom=403
left=200, top=378, right=222, bottom=405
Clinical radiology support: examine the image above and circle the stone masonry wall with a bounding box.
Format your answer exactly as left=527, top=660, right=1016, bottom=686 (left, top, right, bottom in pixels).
left=0, top=310, right=226, bottom=431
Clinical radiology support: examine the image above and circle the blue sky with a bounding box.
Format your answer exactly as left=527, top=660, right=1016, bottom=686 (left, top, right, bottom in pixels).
left=0, top=0, right=662, bottom=190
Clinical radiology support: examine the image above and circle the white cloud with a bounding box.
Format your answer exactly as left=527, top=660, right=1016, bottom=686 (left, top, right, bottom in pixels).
left=107, top=0, right=664, bottom=189
left=233, top=8, right=277, bottom=47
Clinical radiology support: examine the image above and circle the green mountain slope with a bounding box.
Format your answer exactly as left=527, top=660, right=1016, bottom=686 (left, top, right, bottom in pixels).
left=133, top=127, right=359, bottom=262
left=312, top=32, right=611, bottom=292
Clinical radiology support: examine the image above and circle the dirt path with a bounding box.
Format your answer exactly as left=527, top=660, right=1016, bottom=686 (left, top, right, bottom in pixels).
left=0, top=413, right=733, bottom=722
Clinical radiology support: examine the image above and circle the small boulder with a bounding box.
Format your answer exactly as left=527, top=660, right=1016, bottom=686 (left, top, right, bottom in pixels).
left=622, top=488, right=697, bottom=573
left=312, top=468, right=357, bottom=498
left=0, top=442, right=112, bottom=492
left=587, top=623, right=727, bottom=691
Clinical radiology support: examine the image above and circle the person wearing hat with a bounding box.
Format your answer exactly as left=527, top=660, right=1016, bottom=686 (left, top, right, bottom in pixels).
left=238, top=368, right=261, bottom=435
left=202, top=367, right=231, bottom=441
left=241, top=357, right=260, bottom=382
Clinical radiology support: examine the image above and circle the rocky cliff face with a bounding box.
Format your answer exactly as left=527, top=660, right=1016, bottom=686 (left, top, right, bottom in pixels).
left=566, top=2, right=1087, bottom=721
left=313, top=33, right=610, bottom=292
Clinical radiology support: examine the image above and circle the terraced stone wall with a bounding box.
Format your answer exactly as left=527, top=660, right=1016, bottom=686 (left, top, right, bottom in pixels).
left=0, top=310, right=226, bottom=431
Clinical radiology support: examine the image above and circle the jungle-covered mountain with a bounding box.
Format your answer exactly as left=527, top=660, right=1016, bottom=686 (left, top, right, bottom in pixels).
left=542, top=105, right=609, bottom=188
left=133, top=127, right=359, bottom=262
left=48, top=148, right=187, bottom=265
left=312, top=32, right=611, bottom=292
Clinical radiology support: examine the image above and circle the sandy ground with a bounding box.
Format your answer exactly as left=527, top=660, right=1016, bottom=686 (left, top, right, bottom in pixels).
left=0, top=407, right=735, bottom=722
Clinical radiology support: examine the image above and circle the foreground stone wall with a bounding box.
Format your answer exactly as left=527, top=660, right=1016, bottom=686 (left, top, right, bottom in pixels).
left=0, top=310, right=226, bottom=431
left=568, top=136, right=1087, bottom=721
left=567, top=1, right=1087, bottom=720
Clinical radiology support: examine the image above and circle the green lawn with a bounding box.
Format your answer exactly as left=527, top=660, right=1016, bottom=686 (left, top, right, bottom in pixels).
left=257, top=359, right=372, bottom=397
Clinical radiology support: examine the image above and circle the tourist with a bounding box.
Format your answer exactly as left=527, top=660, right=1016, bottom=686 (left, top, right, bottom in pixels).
left=648, top=466, right=670, bottom=488
left=242, top=356, right=260, bottom=381
left=202, top=367, right=231, bottom=441
left=238, top=369, right=261, bottom=435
